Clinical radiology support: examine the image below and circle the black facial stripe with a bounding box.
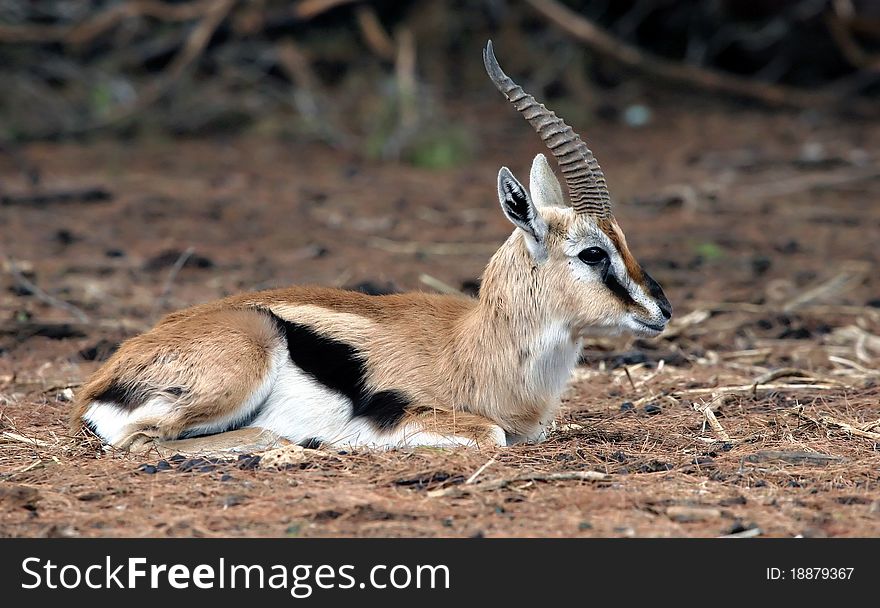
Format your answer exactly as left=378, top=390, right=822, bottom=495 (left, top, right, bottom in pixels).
left=604, top=272, right=637, bottom=308
left=264, top=310, right=409, bottom=432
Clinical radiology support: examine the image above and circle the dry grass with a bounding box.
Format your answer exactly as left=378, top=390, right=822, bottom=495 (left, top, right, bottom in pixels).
left=2, top=313, right=878, bottom=537
left=2, top=105, right=880, bottom=537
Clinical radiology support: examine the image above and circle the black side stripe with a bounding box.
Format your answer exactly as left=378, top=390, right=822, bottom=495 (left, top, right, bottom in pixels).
left=263, top=309, right=409, bottom=432
left=93, top=381, right=141, bottom=410
left=93, top=382, right=188, bottom=411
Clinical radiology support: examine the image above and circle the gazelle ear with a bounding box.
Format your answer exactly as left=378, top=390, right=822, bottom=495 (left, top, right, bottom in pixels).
left=497, top=166, right=548, bottom=260
left=529, top=153, right=564, bottom=208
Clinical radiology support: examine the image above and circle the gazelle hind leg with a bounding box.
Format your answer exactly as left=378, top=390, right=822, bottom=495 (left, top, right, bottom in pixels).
left=75, top=308, right=285, bottom=449
left=391, top=409, right=507, bottom=449
left=131, top=427, right=290, bottom=457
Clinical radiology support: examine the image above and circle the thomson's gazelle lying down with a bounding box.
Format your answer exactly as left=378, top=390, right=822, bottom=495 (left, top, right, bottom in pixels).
left=72, top=42, right=671, bottom=452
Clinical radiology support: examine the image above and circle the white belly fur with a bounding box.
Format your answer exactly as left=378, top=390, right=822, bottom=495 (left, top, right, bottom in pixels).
left=84, top=343, right=500, bottom=449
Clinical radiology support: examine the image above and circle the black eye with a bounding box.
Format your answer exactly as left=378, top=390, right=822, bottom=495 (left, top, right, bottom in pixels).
left=578, top=247, right=607, bottom=265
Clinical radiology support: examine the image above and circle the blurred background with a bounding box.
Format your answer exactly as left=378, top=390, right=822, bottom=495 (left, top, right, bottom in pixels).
left=2, top=1, right=880, bottom=538
left=0, top=0, right=878, bottom=156
left=1, top=0, right=879, bottom=340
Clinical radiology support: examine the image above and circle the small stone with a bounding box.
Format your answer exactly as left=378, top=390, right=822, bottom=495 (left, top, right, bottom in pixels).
left=620, top=401, right=635, bottom=412
left=667, top=505, right=722, bottom=522
left=622, top=104, right=652, bottom=128
left=236, top=455, right=261, bottom=470
left=644, top=403, right=662, bottom=415
left=751, top=256, right=772, bottom=276
left=138, top=464, right=157, bottom=474
left=719, top=495, right=747, bottom=506
left=223, top=495, right=246, bottom=508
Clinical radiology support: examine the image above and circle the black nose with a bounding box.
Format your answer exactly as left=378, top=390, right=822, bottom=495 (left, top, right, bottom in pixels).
left=643, top=271, right=672, bottom=320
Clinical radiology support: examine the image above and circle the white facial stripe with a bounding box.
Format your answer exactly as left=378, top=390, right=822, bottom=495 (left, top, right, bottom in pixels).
left=565, top=223, right=660, bottom=320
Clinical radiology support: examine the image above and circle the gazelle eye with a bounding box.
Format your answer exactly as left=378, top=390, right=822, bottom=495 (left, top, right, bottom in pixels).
left=578, top=247, right=607, bottom=265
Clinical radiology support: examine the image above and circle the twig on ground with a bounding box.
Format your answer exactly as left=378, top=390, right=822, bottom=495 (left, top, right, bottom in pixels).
left=789, top=405, right=880, bottom=443
left=3, top=258, right=90, bottom=323
left=660, top=309, right=711, bottom=339
left=782, top=262, right=870, bottom=311
left=828, top=355, right=877, bottom=375
left=1, top=186, right=112, bottom=207
left=621, top=366, right=636, bottom=391
left=2, top=431, right=55, bottom=449
left=719, top=527, right=762, bottom=539
left=733, top=167, right=880, bottom=202
left=0, top=459, right=45, bottom=481
left=742, top=450, right=845, bottom=466
left=694, top=395, right=732, bottom=442
left=829, top=326, right=880, bottom=361
left=154, top=246, right=194, bottom=313
left=429, top=470, right=609, bottom=497
left=861, top=418, right=880, bottom=432
left=750, top=368, right=811, bottom=397
left=465, top=457, right=496, bottom=485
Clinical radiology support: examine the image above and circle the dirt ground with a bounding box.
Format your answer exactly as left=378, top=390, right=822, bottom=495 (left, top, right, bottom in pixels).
left=1, top=99, right=879, bottom=537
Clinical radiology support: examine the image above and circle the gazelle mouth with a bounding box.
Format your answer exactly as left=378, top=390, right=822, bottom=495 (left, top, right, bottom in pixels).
left=635, top=319, right=666, bottom=333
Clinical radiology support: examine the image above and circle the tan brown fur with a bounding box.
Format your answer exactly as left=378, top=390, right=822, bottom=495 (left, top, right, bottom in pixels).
left=73, top=192, right=668, bottom=451
left=597, top=217, right=646, bottom=286
left=72, top=308, right=279, bottom=440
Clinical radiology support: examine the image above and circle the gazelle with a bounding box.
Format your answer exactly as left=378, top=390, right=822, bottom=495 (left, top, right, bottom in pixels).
left=72, top=41, right=671, bottom=453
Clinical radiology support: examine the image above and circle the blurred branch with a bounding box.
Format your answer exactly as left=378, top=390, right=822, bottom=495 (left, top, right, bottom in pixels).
left=22, top=0, right=236, bottom=140
left=293, top=0, right=362, bottom=20
left=356, top=5, right=395, bottom=61
left=826, top=1, right=880, bottom=71
left=524, top=0, right=855, bottom=109
left=275, top=39, right=356, bottom=149
left=0, top=0, right=216, bottom=45
left=381, top=26, right=418, bottom=160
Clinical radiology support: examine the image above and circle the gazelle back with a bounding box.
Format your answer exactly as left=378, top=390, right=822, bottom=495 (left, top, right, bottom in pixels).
left=71, top=42, right=671, bottom=453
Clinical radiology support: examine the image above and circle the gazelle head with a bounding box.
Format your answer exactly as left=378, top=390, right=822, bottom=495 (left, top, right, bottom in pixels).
left=484, top=41, right=671, bottom=338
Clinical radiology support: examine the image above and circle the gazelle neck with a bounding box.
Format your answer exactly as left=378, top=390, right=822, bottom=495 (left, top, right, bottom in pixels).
left=450, top=236, right=582, bottom=434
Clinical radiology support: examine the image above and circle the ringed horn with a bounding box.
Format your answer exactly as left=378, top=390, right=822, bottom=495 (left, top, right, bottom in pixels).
left=483, top=40, right=611, bottom=219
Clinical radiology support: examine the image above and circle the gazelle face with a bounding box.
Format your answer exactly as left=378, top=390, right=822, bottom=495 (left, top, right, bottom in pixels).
left=497, top=155, right=672, bottom=338
left=484, top=41, right=670, bottom=337
left=559, top=210, right=671, bottom=337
